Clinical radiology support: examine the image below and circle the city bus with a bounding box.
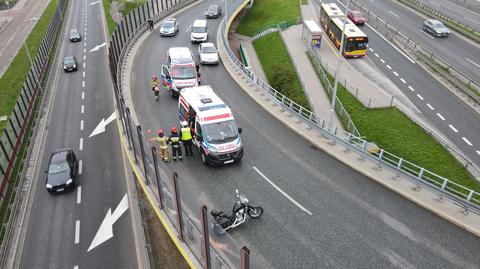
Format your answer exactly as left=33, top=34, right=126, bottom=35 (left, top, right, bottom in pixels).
left=319, top=2, right=344, bottom=33
left=327, top=17, right=368, bottom=57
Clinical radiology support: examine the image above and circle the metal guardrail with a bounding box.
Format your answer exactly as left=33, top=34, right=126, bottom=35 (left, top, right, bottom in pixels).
left=221, top=0, right=480, bottom=212
left=349, top=0, right=480, bottom=105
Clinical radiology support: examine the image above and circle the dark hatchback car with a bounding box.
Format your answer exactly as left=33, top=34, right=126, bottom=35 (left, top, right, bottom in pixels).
left=205, top=4, right=222, bottom=19
left=63, top=56, right=78, bottom=72
left=45, top=149, right=78, bottom=193
left=69, top=29, right=81, bottom=42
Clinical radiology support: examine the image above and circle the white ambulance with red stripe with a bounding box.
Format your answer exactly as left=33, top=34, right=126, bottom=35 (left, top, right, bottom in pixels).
left=179, top=85, right=244, bottom=166
left=161, top=47, right=200, bottom=98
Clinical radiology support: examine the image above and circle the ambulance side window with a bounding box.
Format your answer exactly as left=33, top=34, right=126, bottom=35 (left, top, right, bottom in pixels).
left=179, top=103, right=187, bottom=121
left=195, top=121, right=202, bottom=136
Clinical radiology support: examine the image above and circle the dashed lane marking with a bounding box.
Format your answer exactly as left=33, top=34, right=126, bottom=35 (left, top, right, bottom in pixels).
left=79, top=160, right=83, bottom=174
left=81, top=105, right=84, bottom=114
left=437, top=113, right=445, bottom=120
left=388, top=10, right=400, bottom=17
left=416, top=94, right=424, bottom=100
left=77, top=186, right=82, bottom=204
left=80, top=120, right=84, bottom=131
left=83, top=48, right=86, bottom=54
left=380, top=59, right=385, bottom=63
left=400, top=78, right=406, bottom=83
left=426, top=103, right=434, bottom=110
left=466, top=58, right=480, bottom=69
left=83, top=62, right=86, bottom=69
left=79, top=138, right=83, bottom=151
left=75, top=220, right=80, bottom=244
left=82, top=92, right=85, bottom=100
left=393, top=71, right=399, bottom=76
left=420, top=30, right=435, bottom=39
left=386, top=64, right=392, bottom=70
left=449, top=124, right=458, bottom=133
left=82, top=71, right=85, bottom=78
left=82, top=81, right=85, bottom=88
left=462, top=137, right=472, bottom=146
left=369, top=48, right=374, bottom=52
left=83, top=55, right=86, bottom=60
left=408, top=86, right=415, bottom=92
left=374, top=53, right=379, bottom=57
left=476, top=150, right=480, bottom=156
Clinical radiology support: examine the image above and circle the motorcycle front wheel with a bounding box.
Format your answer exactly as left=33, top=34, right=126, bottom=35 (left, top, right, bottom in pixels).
left=247, top=206, right=263, bottom=218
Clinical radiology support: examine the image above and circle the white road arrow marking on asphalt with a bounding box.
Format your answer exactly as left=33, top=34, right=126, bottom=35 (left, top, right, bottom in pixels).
left=89, top=112, right=116, bottom=138
left=87, top=194, right=129, bottom=252
left=89, top=42, right=106, bottom=52
left=89, top=1, right=100, bottom=6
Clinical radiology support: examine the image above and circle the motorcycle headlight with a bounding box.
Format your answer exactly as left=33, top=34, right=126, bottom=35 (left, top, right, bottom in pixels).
left=46, top=184, right=53, bottom=189
left=66, top=179, right=73, bottom=185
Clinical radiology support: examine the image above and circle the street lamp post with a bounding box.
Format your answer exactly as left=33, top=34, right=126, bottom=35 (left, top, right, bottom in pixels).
left=20, top=18, right=42, bottom=92
left=328, top=0, right=350, bottom=131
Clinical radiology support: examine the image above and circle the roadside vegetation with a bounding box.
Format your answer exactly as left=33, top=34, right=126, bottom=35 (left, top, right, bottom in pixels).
left=236, top=0, right=300, bottom=36
left=253, top=32, right=310, bottom=109
left=102, top=0, right=117, bottom=36
left=306, top=52, right=480, bottom=194
left=0, top=0, right=58, bottom=132
left=121, top=0, right=146, bottom=16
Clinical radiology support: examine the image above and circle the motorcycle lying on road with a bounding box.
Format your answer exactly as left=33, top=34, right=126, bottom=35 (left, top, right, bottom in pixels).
left=211, top=190, right=263, bottom=234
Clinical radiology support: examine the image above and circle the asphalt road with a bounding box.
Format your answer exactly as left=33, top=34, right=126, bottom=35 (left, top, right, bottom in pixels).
left=129, top=0, right=480, bottom=267
left=19, top=0, right=137, bottom=268
left=419, top=0, right=480, bottom=31
left=355, top=0, right=480, bottom=85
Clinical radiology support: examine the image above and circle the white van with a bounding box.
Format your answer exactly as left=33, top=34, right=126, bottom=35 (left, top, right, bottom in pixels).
left=179, top=85, right=244, bottom=165
left=161, top=47, right=200, bottom=98
left=190, top=19, right=208, bottom=43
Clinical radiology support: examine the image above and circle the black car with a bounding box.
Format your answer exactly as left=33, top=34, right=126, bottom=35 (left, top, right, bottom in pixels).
left=45, top=149, right=78, bottom=193
left=63, top=56, right=78, bottom=72
left=205, top=4, right=222, bottom=19
left=69, top=29, right=81, bottom=42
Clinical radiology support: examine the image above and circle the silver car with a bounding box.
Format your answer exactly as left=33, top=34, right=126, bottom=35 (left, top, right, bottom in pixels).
left=159, top=18, right=179, bottom=37
left=198, top=43, right=219, bottom=65
left=423, top=19, right=450, bottom=37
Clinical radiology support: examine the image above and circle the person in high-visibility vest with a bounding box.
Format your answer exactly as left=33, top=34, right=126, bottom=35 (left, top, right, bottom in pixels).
left=168, top=127, right=183, bottom=161
left=180, top=121, right=194, bottom=157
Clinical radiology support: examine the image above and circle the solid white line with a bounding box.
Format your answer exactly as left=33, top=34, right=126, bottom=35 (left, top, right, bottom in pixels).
left=462, top=137, right=473, bottom=146
left=431, top=2, right=440, bottom=7
left=463, top=17, right=478, bottom=24
left=420, top=30, right=435, bottom=39
left=388, top=10, right=399, bottom=18
left=437, top=113, right=445, bottom=120
left=81, top=105, right=84, bottom=114
left=380, top=59, right=385, bottom=63
left=416, top=94, right=424, bottom=100
left=426, top=103, right=434, bottom=110
left=82, top=91, right=85, bottom=99
left=465, top=58, right=480, bottom=69
left=476, top=150, right=480, bottom=156
left=400, top=78, right=406, bottom=84
left=79, top=160, right=83, bottom=174
left=448, top=124, right=458, bottom=133
left=83, top=62, right=86, bottom=68
left=75, top=220, right=80, bottom=244
left=393, top=71, right=399, bottom=76
left=408, top=86, right=415, bottom=92
left=374, top=53, right=379, bottom=57
left=77, top=186, right=82, bottom=204
left=82, top=81, right=85, bottom=88
left=365, top=23, right=415, bottom=63
left=79, top=138, right=83, bottom=151
left=253, top=166, right=312, bottom=215
left=80, top=120, right=84, bottom=130
left=82, top=71, right=85, bottom=78
left=386, top=64, right=392, bottom=70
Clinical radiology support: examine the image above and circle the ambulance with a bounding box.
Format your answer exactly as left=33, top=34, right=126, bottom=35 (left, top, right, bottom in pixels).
left=178, top=85, right=244, bottom=166
left=161, top=47, right=200, bottom=98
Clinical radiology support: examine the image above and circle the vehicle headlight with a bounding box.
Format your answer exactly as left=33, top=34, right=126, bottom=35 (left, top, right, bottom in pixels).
left=73, top=64, right=76, bottom=68
left=206, top=144, right=218, bottom=153
left=66, top=179, right=73, bottom=185
left=46, top=184, right=53, bottom=189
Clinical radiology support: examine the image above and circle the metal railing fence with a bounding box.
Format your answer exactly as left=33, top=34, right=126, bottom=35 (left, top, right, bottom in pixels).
left=220, top=0, right=480, bottom=212
left=107, top=0, right=255, bottom=268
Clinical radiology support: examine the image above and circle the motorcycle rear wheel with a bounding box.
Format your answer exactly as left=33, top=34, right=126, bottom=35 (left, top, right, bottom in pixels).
left=248, top=206, right=263, bottom=218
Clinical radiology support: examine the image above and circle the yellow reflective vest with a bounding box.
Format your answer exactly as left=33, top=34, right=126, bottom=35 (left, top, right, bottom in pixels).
left=181, top=127, right=192, bottom=141
left=156, top=136, right=168, bottom=149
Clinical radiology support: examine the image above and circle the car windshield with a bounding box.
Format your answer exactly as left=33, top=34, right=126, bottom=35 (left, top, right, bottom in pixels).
left=64, top=57, right=75, bottom=64
left=70, top=30, right=78, bottom=35
left=163, top=21, right=174, bottom=28
left=48, top=161, right=70, bottom=174
left=203, top=120, right=239, bottom=144
left=201, top=46, right=217, bottom=53
left=208, top=6, right=218, bottom=12
left=192, top=26, right=207, bottom=33
left=432, top=22, right=444, bottom=28
left=171, top=66, right=196, bottom=79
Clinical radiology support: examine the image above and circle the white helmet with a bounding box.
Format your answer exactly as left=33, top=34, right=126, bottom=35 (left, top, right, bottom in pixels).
left=181, top=121, right=188, bottom=127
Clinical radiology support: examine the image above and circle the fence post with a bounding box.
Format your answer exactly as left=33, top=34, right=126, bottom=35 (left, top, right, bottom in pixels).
left=172, top=172, right=184, bottom=241
left=418, top=168, right=425, bottom=179
left=397, top=158, right=403, bottom=168
left=201, top=205, right=211, bottom=269
left=136, top=125, right=149, bottom=185
left=151, top=146, right=164, bottom=208
left=441, top=179, right=448, bottom=190
left=240, top=246, right=250, bottom=269
left=125, top=108, right=138, bottom=163
left=466, top=190, right=474, bottom=201
left=390, top=96, right=394, bottom=107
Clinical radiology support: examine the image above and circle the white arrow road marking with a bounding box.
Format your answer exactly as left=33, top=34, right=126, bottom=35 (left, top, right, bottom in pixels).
left=89, top=1, right=100, bottom=5
left=89, top=112, right=116, bottom=138
left=89, top=42, right=106, bottom=52
left=88, top=194, right=129, bottom=252
left=253, top=166, right=312, bottom=215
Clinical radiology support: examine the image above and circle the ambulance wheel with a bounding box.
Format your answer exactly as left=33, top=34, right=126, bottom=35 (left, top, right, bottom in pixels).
left=201, top=152, right=208, bottom=166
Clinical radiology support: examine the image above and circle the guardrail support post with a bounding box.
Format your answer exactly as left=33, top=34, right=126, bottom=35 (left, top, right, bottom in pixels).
left=172, top=172, right=184, bottom=241
left=441, top=179, right=448, bottom=190
left=240, top=246, right=250, bottom=269
left=125, top=108, right=138, bottom=163
left=466, top=190, right=474, bottom=201
left=397, top=158, right=403, bottom=168
left=151, top=146, right=163, bottom=208
left=418, top=168, right=424, bottom=179
left=201, top=205, right=211, bottom=269
left=378, top=149, right=384, bottom=160
left=136, top=125, right=149, bottom=185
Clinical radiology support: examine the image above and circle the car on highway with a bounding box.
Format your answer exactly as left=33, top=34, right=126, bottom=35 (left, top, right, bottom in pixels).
left=69, top=29, right=81, bottom=42
left=423, top=19, right=450, bottom=37
left=45, top=148, right=78, bottom=193
left=159, top=18, right=179, bottom=37
left=205, top=4, right=222, bottom=19
left=347, top=10, right=366, bottom=25
left=63, top=56, right=78, bottom=72
left=190, top=19, right=208, bottom=43
left=198, top=42, right=218, bottom=65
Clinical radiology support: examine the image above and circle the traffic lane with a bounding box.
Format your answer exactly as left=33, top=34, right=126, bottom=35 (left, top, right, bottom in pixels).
left=132, top=21, right=480, bottom=269
left=347, top=0, right=480, bottom=82
left=422, top=0, right=479, bottom=28
left=361, top=23, right=480, bottom=164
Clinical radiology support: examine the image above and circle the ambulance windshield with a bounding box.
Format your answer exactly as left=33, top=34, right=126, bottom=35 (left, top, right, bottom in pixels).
left=203, top=120, right=239, bottom=144
left=171, top=65, right=196, bottom=79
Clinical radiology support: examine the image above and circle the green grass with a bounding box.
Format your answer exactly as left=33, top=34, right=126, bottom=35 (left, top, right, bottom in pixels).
left=0, top=0, right=59, bottom=133
left=306, top=52, right=480, bottom=194
left=122, top=0, right=146, bottom=16
left=236, top=0, right=300, bottom=36
left=253, top=32, right=310, bottom=109
left=102, top=0, right=117, bottom=36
